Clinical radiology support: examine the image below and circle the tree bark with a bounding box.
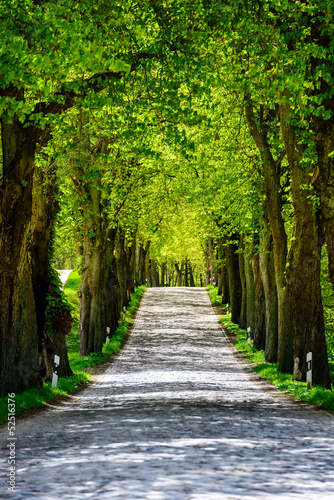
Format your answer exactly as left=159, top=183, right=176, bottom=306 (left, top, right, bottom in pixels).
left=245, top=241, right=255, bottom=335
left=221, top=260, right=230, bottom=304
left=188, top=261, right=196, bottom=287
left=245, top=101, right=293, bottom=373
left=0, top=121, right=44, bottom=395
left=175, top=262, right=183, bottom=286
left=224, top=238, right=242, bottom=324
left=259, top=216, right=278, bottom=362
left=203, top=239, right=212, bottom=285
left=100, top=228, right=119, bottom=340
left=160, top=262, right=166, bottom=287
left=281, top=98, right=331, bottom=388
left=310, top=17, right=334, bottom=295
left=185, top=258, right=189, bottom=287
left=136, top=242, right=149, bottom=286
left=115, top=230, right=133, bottom=311
left=78, top=176, right=104, bottom=356
left=313, top=115, right=334, bottom=295
left=148, top=258, right=157, bottom=287
left=238, top=235, right=247, bottom=329
left=252, top=248, right=266, bottom=351
left=51, top=306, right=73, bottom=377
left=30, top=164, right=69, bottom=379
left=216, top=242, right=223, bottom=296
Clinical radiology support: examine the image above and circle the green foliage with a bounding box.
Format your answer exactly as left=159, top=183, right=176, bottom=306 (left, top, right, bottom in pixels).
left=206, top=284, right=222, bottom=306
left=64, top=269, right=81, bottom=293
left=45, top=267, right=72, bottom=336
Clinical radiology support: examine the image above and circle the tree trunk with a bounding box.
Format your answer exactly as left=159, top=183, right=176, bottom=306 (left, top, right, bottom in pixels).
left=175, top=262, right=183, bottom=286
left=125, top=237, right=135, bottom=301
left=53, top=331, right=73, bottom=377
left=168, top=262, right=175, bottom=286
left=221, top=260, right=230, bottom=304
left=188, top=261, right=196, bottom=287
left=281, top=98, right=331, bottom=388
left=30, top=164, right=72, bottom=378
left=310, top=22, right=334, bottom=295
left=79, top=236, right=102, bottom=355
left=137, top=242, right=149, bottom=286
left=100, top=229, right=119, bottom=340
left=238, top=235, right=247, bottom=329
left=245, top=101, right=293, bottom=373
left=313, top=116, right=334, bottom=295
left=252, top=248, right=266, bottom=351
left=259, top=216, right=278, bottom=362
left=185, top=258, right=189, bottom=287
left=115, top=230, right=133, bottom=311
left=78, top=178, right=107, bottom=356
left=160, top=262, right=166, bottom=287
left=224, top=238, right=241, bottom=324
left=203, top=240, right=211, bottom=285
left=149, top=258, right=157, bottom=287
left=50, top=305, right=73, bottom=377
left=0, top=121, right=43, bottom=395
left=155, top=260, right=160, bottom=287
left=245, top=242, right=255, bottom=335
left=216, top=242, right=223, bottom=296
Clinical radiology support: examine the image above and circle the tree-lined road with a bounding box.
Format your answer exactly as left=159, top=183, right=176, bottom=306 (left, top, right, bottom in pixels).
left=1, top=288, right=334, bottom=499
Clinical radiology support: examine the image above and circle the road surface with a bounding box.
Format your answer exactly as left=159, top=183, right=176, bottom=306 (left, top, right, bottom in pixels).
left=1, top=287, right=334, bottom=499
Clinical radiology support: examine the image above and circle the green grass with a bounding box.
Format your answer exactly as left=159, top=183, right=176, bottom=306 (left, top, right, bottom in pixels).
left=0, top=272, right=146, bottom=424
left=64, top=270, right=81, bottom=327
left=206, top=284, right=223, bottom=306
left=64, top=269, right=81, bottom=292
left=207, top=286, right=334, bottom=414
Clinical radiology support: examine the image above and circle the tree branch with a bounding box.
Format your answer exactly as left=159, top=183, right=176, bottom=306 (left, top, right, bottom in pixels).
left=39, top=52, right=158, bottom=116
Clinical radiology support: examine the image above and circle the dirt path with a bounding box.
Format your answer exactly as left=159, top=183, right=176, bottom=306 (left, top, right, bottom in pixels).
left=1, top=287, right=334, bottom=499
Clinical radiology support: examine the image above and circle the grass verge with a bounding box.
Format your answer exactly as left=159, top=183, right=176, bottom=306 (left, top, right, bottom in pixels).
left=206, top=285, right=334, bottom=414
left=0, top=273, right=146, bottom=424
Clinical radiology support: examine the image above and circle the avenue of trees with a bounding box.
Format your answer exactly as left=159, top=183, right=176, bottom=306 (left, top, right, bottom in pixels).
left=0, top=0, right=334, bottom=395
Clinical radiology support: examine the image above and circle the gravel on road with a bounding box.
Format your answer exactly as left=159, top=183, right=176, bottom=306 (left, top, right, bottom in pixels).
left=1, top=287, right=334, bottom=499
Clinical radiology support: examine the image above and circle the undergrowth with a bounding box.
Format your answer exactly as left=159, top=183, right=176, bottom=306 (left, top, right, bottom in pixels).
left=206, top=285, right=334, bottom=414
left=0, top=272, right=146, bottom=424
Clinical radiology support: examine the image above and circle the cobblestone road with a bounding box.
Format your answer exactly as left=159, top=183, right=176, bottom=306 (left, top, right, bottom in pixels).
left=1, top=287, right=334, bottom=499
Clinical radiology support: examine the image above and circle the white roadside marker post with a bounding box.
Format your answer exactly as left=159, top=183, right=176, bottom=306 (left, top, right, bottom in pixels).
left=226, top=303, right=229, bottom=316
left=52, top=354, right=60, bottom=388
left=247, top=327, right=251, bottom=346
left=106, top=327, right=110, bottom=346
left=307, top=352, right=312, bottom=389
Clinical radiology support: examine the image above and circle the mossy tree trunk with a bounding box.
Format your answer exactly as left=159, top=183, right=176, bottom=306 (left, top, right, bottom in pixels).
left=0, top=121, right=45, bottom=395
left=221, top=260, right=230, bottom=305
left=79, top=181, right=103, bottom=356
left=175, top=262, right=183, bottom=286
left=245, top=241, right=255, bottom=335
left=259, top=216, right=278, bottom=363
left=245, top=101, right=293, bottom=373
left=100, top=228, right=119, bottom=340
left=224, top=237, right=242, bottom=324
left=252, top=247, right=266, bottom=351
left=281, top=97, right=331, bottom=388
left=238, top=235, right=247, bottom=329
left=30, top=164, right=73, bottom=378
